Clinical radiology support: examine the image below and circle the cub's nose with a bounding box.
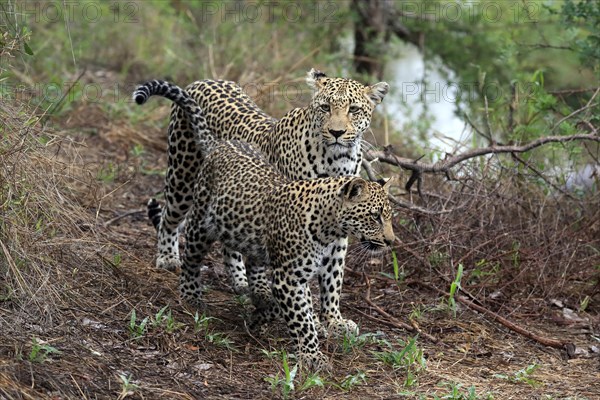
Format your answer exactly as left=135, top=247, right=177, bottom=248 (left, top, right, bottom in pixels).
left=329, top=129, right=346, bottom=139
left=384, top=237, right=394, bottom=246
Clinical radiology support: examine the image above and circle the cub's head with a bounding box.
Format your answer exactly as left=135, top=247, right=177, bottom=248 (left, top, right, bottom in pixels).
left=337, top=177, right=395, bottom=253
left=306, top=68, right=389, bottom=154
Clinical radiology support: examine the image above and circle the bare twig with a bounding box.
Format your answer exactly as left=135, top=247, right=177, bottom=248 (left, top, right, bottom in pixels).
left=361, top=273, right=438, bottom=343
left=104, top=209, right=145, bottom=227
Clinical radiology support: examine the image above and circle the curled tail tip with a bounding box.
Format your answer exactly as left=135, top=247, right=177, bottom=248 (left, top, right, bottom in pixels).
left=133, top=90, right=147, bottom=105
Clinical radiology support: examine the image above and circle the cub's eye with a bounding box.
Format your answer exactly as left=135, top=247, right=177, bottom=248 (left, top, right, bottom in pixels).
left=370, top=211, right=380, bottom=221
left=349, top=105, right=361, bottom=114
left=319, top=104, right=331, bottom=113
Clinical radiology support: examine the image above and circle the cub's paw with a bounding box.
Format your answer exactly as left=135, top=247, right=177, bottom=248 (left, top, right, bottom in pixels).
left=296, top=351, right=330, bottom=372
left=325, top=318, right=359, bottom=338
left=156, top=254, right=181, bottom=271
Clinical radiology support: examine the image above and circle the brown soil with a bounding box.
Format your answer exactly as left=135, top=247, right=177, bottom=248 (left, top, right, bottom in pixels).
left=1, top=101, right=599, bottom=400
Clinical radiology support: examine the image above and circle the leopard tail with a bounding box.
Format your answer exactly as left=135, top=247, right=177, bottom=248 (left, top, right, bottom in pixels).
left=132, top=79, right=217, bottom=156
left=146, top=198, right=162, bottom=230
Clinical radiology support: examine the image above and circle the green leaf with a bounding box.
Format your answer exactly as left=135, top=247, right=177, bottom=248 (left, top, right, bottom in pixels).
left=23, top=42, right=34, bottom=56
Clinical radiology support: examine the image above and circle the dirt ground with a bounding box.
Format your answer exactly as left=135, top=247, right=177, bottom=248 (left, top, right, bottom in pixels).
left=1, top=102, right=599, bottom=400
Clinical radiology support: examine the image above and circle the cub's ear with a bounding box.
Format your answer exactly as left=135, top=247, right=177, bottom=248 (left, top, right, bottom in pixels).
left=341, top=177, right=369, bottom=202
left=364, top=81, right=389, bottom=105
left=306, top=68, right=328, bottom=90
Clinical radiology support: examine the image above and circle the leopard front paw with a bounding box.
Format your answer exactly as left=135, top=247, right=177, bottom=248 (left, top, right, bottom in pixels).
left=156, top=254, right=181, bottom=271
left=325, top=318, right=359, bottom=338
left=296, top=351, right=329, bottom=372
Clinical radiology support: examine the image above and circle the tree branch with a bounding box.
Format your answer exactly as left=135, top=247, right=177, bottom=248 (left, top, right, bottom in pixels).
left=366, top=133, right=600, bottom=174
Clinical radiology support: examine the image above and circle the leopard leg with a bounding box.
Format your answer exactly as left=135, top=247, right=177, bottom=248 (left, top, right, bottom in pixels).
left=178, top=189, right=213, bottom=307
left=156, top=112, right=202, bottom=271
left=222, top=247, right=249, bottom=295
left=318, top=237, right=358, bottom=337
left=272, top=265, right=328, bottom=371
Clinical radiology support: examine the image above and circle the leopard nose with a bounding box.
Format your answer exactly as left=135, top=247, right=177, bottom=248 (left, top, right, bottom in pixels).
left=329, top=129, right=346, bottom=139
left=384, top=237, right=394, bottom=246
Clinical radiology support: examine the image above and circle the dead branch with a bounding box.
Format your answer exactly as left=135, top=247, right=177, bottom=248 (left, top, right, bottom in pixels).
left=366, top=132, right=600, bottom=177
left=412, top=281, right=571, bottom=350
left=361, top=273, right=439, bottom=343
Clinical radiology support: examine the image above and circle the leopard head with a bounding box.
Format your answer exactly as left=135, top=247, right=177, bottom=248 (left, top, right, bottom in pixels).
left=337, top=177, right=395, bottom=253
left=306, top=69, right=389, bottom=155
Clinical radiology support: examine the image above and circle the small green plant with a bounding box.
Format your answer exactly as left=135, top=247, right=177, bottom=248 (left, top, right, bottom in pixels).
left=113, top=253, right=122, bottom=267
left=97, top=162, right=118, bottom=183
left=128, top=309, right=148, bottom=339
left=191, top=311, right=214, bottom=334
left=448, top=263, right=464, bottom=317
left=339, top=370, right=367, bottom=390
left=300, top=373, right=325, bottom=391
left=130, top=143, right=145, bottom=157
left=152, top=305, right=169, bottom=328
left=265, top=350, right=297, bottom=399
left=163, top=309, right=184, bottom=333
left=494, top=363, right=542, bottom=387
left=392, top=249, right=401, bottom=281
left=117, top=373, right=139, bottom=400
left=205, top=331, right=235, bottom=350
left=28, top=338, right=60, bottom=363
left=580, top=295, right=590, bottom=312
left=234, top=294, right=252, bottom=306
left=340, top=331, right=383, bottom=353
left=150, top=305, right=184, bottom=332
left=373, top=336, right=426, bottom=388
left=434, top=381, right=494, bottom=399
left=409, top=305, right=424, bottom=321
left=468, top=259, right=500, bottom=285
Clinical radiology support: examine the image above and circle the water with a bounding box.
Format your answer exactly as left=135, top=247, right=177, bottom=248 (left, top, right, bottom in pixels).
left=383, top=42, right=472, bottom=155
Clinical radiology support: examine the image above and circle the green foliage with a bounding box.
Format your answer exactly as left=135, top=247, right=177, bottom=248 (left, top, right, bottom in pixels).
left=188, top=311, right=235, bottom=350
left=265, top=350, right=297, bottom=399
left=128, top=309, right=148, bottom=339
left=339, top=371, right=367, bottom=390
left=448, top=263, right=464, bottom=317
left=494, top=363, right=542, bottom=387
left=28, top=337, right=60, bottom=363
left=434, top=381, right=494, bottom=400
left=340, top=331, right=385, bottom=353
left=372, top=336, right=426, bottom=387
left=553, top=0, right=600, bottom=68
left=300, top=373, right=325, bottom=391
left=117, top=373, right=139, bottom=400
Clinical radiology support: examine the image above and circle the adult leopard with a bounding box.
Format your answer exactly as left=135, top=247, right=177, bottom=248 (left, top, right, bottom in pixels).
left=147, top=69, right=388, bottom=335
left=134, top=80, right=395, bottom=369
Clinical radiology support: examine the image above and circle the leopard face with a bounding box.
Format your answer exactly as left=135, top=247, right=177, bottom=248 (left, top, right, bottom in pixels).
left=307, top=70, right=389, bottom=157
left=337, top=177, right=395, bottom=252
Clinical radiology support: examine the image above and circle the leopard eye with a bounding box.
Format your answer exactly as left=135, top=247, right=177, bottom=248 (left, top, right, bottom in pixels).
left=319, top=104, right=330, bottom=113
left=370, top=211, right=380, bottom=221
left=349, top=105, right=361, bottom=114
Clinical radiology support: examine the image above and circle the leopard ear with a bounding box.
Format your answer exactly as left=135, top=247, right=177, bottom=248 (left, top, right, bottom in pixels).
left=341, top=177, right=369, bottom=203
left=377, top=176, right=394, bottom=192
left=364, top=81, right=389, bottom=105
left=306, top=68, right=327, bottom=90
